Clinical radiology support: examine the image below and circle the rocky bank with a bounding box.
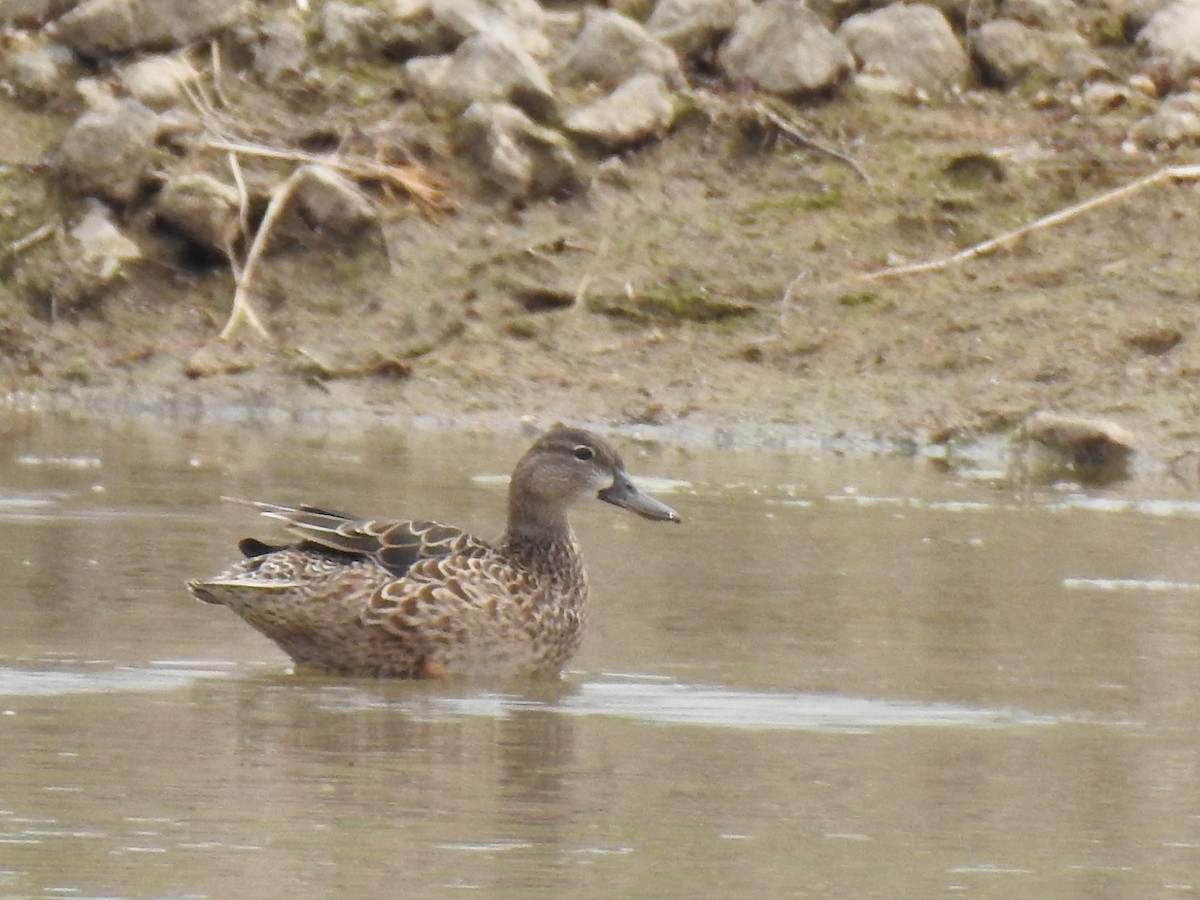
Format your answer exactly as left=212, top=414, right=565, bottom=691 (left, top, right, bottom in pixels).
left=3, top=0, right=1200, bottom=481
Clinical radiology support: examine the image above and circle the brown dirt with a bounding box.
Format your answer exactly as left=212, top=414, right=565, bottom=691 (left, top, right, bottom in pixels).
left=4, top=50, right=1200, bottom=470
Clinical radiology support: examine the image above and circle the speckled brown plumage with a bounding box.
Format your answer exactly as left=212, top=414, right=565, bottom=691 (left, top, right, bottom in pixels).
left=187, top=425, right=681, bottom=678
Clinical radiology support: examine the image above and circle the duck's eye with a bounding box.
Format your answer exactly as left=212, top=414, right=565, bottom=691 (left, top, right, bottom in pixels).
left=572, top=445, right=595, bottom=461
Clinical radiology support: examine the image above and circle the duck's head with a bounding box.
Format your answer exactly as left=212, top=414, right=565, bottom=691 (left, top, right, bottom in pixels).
left=510, top=424, right=681, bottom=527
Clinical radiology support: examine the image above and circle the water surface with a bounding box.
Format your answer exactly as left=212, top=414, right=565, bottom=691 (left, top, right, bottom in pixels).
left=1, top=414, right=1198, bottom=898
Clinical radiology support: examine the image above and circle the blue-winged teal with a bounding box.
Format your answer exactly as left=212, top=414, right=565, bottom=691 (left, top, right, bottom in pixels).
left=187, top=425, right=681, bottom=678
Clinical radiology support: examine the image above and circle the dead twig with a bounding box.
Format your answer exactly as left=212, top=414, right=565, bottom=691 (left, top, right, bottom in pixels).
left=778, top=268, right=809, bottom=331
left=211, top=140, right=449, bottom=340
left=778, top=163, right=1200, bottom=325
left=173, top=60, right=454, bottom=341
left=178, top=77, right=244, bottom=142
left=8, top=222, right=58, bottom=255
left=220, top=167, right=308, bottom=341
left=752, top=101, right=874, bottom=192
left=207, top=138, right=452, bottom=214
left=858, top=163, right=1200, bottom=285
left=209, top=40, right=233, bottom=110
left=226, top=150, right=250, bottom=255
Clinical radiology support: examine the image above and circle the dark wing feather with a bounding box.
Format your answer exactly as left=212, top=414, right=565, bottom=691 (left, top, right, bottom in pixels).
left=238, top=537, right=287, bottom=558
left=236, top=500, right=492, bottom=578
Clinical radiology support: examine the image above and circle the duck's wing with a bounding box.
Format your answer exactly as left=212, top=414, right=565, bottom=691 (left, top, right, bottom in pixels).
left=233, top=500, right=490, bottom=578
left=360, top=549, right=515, bottom=640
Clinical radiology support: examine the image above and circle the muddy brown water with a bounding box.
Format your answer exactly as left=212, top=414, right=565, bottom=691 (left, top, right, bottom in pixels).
left=1, top=414, right=1199, bottom=898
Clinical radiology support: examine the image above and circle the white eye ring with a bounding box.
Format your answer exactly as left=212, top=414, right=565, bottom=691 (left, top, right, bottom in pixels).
left=573, top=444, right=595, bottom=461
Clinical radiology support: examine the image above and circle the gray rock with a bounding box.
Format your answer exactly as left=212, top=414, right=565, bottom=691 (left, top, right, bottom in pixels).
left=70, top=200, right=142, bottom=279
left=294, top=165, right=378, bottom=237
left=456, top=102, right=583, bottom=201
left=718, top=0, right=853, bottom=97
left=119, top=54, right=197, bottom=109
left=1130, top=91, right=1200, bottom=146
left=645, top=0, right=753, bottom=55
left=55, top=98, right=159, bottom=204
left=1012, top=411, right=1136, bottom=485
left=316, top=1, right=389, bottom=58
left=565, top=9, right=680, bottom=89
left=847, top=70, right=923, bottom=101
left=564, top=73, right=676, bottom=149
left=1001, top=0, right=1077, bottom=31
left=373, top=0, right=452, bottom=61
left=406, top=33, right=555, bottom=119
left=974, top=19, right=1108, bottom=88
left=838, top=4, right=968, bottom=94
left=249, top=20, right=309, bottom=83
left=1136, top=0, right=1200, bottom=89
left=52, top=0, right=246, bottom=57
left=5, top=41, right=77, bottom=103
left=1043, top=31, right=1109, bottom=84
left=155, top=173, right=242, bottom=252
left=1124, top=0, right=1176, bottom=37
left=17, top=200, right=141, bottom=320
left=378, top=0, right=492, bottom=60
left=429, top=0, right=549, bottom=57
left=804, top=0, right=874, bottom=25
left=1079, top=81, right=1129, bottom=113
left=0, top=0, right=75, bottom=26
left=972, top=18, right=1042, bottom=87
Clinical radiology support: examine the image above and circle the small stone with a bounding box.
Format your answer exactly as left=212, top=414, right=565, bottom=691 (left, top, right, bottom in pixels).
left=646, top=0, right=753, bottom=56
left=838, top=4, right=969, bottom=95
left=972, top=18, right=1043, bottom=88
left=0, top=0, right=77, bottom=26
left=564, top=73, right=677, bottom=149
left=249, top=20, right=309, bottom=83
left=848, top=71, right=922, bottom=102
left=4, top=41, right=77, bottom=104
left=155, top=173, right=242, bottom=252
left=54, top=97, right=160, bottom=204
left=429, top=0, right=549, bottom=57
left=565, top=9, right=681, bottom=89
left=15, top=201, right=140, bottom=319
left=119, top=54, right=198, bottom=109
left=1012, top=411, right=1136, bottom=484
left=1044, top=31, right=1109, bottom=85
left=1079, top=81, right=1128, bottom=112
left=70, top=200, right=142, bottom=280
left=294, top=165, right=378, bottom=236
left=315, top=0, right=388, bottom=57
left=1124, top=325, right=1183, bottom=355
left=1123, top=0, right=1173, bottom=35
left=406, top=33, right=555, bottom=119
left=455, top=102, right=583, bottom=201
left=718, top=0, right=853, bottom=98
left=1130, top=90, right=1200, bottom=146
left=1128, top=72, right=1159, bottom=96
left=51, top=0, right=246, bottom=58
left=1001, top=0, right=1077, bottom=30
left=1136, top=0, right=1200, bottom=89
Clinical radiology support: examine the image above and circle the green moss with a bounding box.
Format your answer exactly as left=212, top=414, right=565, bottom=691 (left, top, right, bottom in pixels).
left=502, top=316, right=539, bottom=339
left=589, top=283, right=757, bottom=324
left=837, top=291, right=878, bottom=308
left=741, top=189, right=845, bottom=220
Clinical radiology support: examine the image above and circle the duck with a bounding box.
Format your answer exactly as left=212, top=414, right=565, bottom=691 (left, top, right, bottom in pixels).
left=187, top=424, right=681, bottom=678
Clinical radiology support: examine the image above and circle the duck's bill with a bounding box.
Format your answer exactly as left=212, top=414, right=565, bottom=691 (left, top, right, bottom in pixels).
left=599, top=473, right=681, bottom=523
